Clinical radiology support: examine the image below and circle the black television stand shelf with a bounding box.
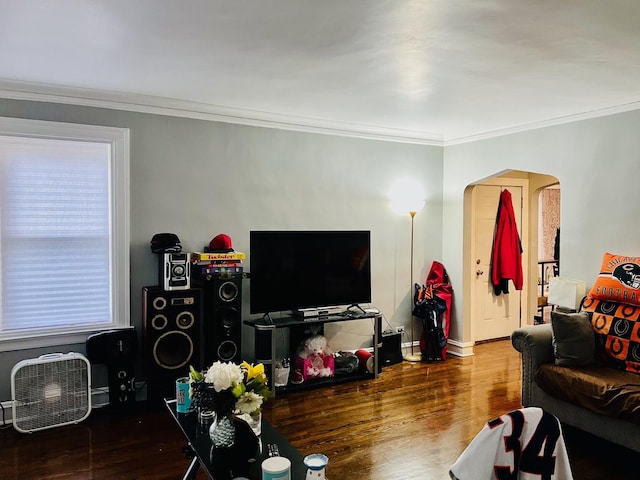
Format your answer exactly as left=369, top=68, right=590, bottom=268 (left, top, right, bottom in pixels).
left=244, top=311, right=382, bottom=395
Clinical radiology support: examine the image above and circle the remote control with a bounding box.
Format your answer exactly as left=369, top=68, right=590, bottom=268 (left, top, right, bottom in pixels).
left=267, top=443, right=280, bottom=457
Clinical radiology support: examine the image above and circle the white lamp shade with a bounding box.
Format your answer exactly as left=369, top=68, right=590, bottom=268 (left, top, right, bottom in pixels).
left=548, top=277, right=586, bottom=310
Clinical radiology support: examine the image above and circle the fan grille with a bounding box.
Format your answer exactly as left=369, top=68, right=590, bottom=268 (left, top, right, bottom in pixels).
left=12, top=354, right=91, bottom=433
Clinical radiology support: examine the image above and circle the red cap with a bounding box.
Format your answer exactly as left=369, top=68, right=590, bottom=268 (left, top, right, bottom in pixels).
left=208, top=233, right=234, bottom=253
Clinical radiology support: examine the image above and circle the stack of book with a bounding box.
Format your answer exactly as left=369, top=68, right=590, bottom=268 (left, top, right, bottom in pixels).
left=191, top=252, right=246, bottom=275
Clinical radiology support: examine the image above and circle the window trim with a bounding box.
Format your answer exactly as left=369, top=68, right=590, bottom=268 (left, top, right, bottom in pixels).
left=0, top=117, right=130, bottom=352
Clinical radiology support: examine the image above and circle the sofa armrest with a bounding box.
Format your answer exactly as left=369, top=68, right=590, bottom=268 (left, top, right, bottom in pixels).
left=511, top=324, right=555, bottom=406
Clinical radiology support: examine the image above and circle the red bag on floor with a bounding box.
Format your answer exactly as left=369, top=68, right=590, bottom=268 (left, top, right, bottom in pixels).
left=418, top=261, right=453, bottom=360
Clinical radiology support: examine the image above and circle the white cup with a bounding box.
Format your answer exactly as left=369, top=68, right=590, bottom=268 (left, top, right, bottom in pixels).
left=303, top=453, right=328, bottom=480
left=261, top=456, right=291, bottom=480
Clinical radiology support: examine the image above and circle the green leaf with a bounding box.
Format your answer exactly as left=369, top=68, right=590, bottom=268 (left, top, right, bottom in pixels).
left=189, top=365, right=203, bottom=381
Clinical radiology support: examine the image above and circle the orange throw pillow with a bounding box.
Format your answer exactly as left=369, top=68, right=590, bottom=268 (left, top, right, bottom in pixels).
left=581, top=296, right=640, bottom=373
left=589, top=252, right=640, bottom=306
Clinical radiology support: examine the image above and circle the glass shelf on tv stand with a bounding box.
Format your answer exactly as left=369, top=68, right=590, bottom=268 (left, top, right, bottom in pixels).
left=243, top=310, right=382, bottom=395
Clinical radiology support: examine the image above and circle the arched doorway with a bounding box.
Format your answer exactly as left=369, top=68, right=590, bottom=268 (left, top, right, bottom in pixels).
left=462, top=170, right=559, bottom=348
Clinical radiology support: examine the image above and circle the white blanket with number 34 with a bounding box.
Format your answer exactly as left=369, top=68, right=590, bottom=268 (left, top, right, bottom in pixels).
left=449, top=407, right=573, bottom=480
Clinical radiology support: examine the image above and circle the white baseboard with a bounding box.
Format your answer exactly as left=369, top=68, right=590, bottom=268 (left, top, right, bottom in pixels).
left=1, top=382, right=148, bottom=426
left=1, top=400, right=13, bottom=425
left=446, top=339, right=475, bottom=357
left=399, top=338, right=474, bottom=358
left=402, top=340, right=418, bottom=350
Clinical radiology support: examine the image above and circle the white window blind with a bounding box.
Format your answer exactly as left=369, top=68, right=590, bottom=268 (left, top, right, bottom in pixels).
left=0, top=118, right=130, bottom=350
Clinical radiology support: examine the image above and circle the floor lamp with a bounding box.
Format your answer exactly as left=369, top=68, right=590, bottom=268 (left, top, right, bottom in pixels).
left=389, top=178, right=425, bottom=363
left=403, top=209, right=423, bottom=362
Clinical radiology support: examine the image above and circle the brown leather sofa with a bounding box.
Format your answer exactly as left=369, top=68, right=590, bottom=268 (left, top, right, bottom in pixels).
left=512, top=321, right=640, bottom=453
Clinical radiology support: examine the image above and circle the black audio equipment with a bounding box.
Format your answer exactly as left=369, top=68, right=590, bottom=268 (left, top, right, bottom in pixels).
left=193, top=272, right=243, bottom=366
left=86, top=328, right=138, bottom=408
left=142, top=287, right=202, bottom=401
left=160, top=252, right=190, bottom=291
left=380, top=332, right=403, bottom=367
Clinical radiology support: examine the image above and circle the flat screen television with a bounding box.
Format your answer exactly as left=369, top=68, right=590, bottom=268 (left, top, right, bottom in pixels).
left=249, top=230, right=371, bottom=315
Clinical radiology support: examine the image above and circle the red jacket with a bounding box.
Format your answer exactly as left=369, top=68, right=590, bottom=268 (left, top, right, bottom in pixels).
left=491, top=189, right=523, bottom=293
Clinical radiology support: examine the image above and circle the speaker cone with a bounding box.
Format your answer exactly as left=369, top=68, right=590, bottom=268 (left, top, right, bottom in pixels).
left=153, top=331, right=194, bottom=370
left=217, top=339, right=238, bottom=362
left=151, top=314, right=168, bottom=330
left=220, top=307, right=238, bottom=330
left=152, top=297, right=167, bottom=310
left=219, top=281, right=238, bottom=302
left=175, top=311, right=195, bottom=329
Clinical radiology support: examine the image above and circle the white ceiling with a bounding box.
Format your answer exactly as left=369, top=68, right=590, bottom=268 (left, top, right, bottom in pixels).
left=2, top=1, right=640, bottom=144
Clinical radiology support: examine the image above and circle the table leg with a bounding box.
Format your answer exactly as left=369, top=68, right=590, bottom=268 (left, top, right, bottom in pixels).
left=183, top=456, right=201, bottom=480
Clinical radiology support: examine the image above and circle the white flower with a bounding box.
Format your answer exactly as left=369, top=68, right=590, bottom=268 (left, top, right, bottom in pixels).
left=204, top=361, right=244, bottom=392
left=235, top=391, right=264, bottom=415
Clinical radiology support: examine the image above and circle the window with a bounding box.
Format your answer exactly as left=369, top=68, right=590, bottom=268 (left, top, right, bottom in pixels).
left=0, top=117, right=130, bottom=351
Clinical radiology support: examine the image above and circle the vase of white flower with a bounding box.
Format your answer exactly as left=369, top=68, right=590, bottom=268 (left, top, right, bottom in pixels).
left=189, top=360, right=270, bottom=450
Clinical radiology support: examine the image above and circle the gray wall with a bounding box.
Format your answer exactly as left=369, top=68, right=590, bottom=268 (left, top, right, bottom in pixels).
left=442, top=109, right=640, bottom=343
left=6, top=96, right=638, bottom=401
left=0, top=98, right=444, bottom=401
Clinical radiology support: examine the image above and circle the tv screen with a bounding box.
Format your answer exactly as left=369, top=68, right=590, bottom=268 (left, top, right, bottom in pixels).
left=249, top=230, right=371, bottom=314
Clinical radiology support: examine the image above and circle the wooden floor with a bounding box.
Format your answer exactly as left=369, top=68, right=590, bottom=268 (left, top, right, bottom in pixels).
left=1, top=339, right=639, bottom=479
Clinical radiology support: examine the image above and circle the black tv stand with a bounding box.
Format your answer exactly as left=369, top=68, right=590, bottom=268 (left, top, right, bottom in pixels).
left=244, top=311, right=382, bottom=395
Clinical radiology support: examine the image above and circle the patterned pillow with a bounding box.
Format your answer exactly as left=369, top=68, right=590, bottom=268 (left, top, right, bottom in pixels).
left=581, top=296, right=640, bottom=373
left=588, top=252, right=640, bottom=306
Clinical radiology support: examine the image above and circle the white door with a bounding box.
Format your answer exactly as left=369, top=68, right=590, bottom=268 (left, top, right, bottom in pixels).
left=473, top=184, right=523, bottom=341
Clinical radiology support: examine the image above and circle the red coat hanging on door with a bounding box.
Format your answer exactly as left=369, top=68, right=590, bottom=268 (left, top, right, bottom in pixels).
left=491, top=189, right=523, bottom=295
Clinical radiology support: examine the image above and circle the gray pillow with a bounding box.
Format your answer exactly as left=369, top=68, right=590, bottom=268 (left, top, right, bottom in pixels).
left=550, top=310, right=595, bottom=366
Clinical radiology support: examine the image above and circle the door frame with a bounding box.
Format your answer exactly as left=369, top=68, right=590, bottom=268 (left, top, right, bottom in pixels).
left=471, top=182, right=525, bottom=342
left=460, top=173, right=530, bottom=357
left=467, top=176, right=529, bottom=344
left=459, top=170, right=560, bottom=357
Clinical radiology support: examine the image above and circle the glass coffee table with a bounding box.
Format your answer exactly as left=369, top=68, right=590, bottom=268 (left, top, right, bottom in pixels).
left=165, top=399, right=306, bottom=479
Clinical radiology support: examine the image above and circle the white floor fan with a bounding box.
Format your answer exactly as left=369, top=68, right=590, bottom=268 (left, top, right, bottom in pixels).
left=11, top=352, right=91, bottom=433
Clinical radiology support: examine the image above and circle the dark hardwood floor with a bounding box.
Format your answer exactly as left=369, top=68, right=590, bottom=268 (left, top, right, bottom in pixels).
left=1, top=339, right=638, bottom=479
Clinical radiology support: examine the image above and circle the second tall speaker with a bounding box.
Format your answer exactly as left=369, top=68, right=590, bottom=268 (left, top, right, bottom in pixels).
left=196, top=272, right=243, bottom=366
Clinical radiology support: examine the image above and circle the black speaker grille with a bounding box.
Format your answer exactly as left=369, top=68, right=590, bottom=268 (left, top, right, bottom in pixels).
left=142, top=287, right=202, bottom=386
left=191, top=273, right=242, bottom=365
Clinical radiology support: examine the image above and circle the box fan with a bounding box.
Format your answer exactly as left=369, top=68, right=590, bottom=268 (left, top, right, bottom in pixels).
left=11, top=352, right=91, bottom=433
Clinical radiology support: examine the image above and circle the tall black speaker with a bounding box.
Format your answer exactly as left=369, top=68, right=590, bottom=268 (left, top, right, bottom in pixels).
left=142, top=287, right=202, bottom=401
left=86, top=328, right=138, bottom=408
left=195, top=273, right=243, bottom=366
